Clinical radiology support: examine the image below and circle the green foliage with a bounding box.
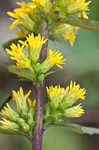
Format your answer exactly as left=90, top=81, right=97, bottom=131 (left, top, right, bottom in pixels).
left=56, top=123, right=99, bottom=135
left=8, top=65, right=35, bottom=81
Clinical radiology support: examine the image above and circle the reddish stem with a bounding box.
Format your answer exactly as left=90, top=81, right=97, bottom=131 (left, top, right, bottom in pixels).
left=32, top=22, right=49, bottom=150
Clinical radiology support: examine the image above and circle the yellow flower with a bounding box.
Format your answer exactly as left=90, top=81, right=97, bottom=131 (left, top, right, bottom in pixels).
left=26, top=33, right=47, bottom=62
left=16, top=25, right=27, bottom=38
left=7, top=1, right=36, bottom=30
left=28, top=98, right=36, bottom=108
left=47, top=85, right=67, bottom=107
left=27, top=33, right=46, bottom=49
left=65, top=103, right=84, bottom=118
left=63, top=24, right=79, bottom=46
left=40, top=49, right=65, bottom=73
left=0, top=103, right=19, bottom=122
left=63, top=81, right=86, bottom=107
left=46, top=81, right=86, bottom=108
left=67, top=0, right=91, bottom=19
left=69, top=81, right=86, bottom=100
left=32, top=0, right=46, bottom=6
left=45, top=82, right=86, bottom=120
left=6, top=33, right=47, bottom=69
left=0, top=118, right=19, bottom=132
left=0, top=88, right=35, bottom=133
left=6, top=42, right=30, bottom=69
left=12, top=87, right=31, bottom=116
left=12, top=87, right=31, bottom=100
left=48, top=49, right=65, bottom=68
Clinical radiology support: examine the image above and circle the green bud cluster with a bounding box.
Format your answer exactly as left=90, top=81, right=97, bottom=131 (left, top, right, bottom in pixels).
left=0, top=88, right=35, bottom=136
left=43, top=82, right=86, bottom=126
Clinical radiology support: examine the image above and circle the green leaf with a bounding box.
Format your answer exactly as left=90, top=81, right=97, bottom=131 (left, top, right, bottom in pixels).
left=60, top=15, right=99, bottom=32
left=81, top=126, right=99, bottom=135
left=2, top=38, right=26, bottom=49
left=44, top=123, right=82, bottom=134
left=8, top=65, right=35, bottom=81
left=56, top=123, right=99, bottom=135
left=65, top=123, right=83, bottom=134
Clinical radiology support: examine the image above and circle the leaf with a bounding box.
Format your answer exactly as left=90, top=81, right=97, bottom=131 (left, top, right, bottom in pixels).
left=57, top=123, right=99, bottom=135
left=8, top=65, right=35, bottom=81
left=81, top=126, right=99, bottom=135
left=64, top=123, right=99, bottom=135
left=44, top=123, right=82, bottom=134
left=60, top=15, right=99, bottom=32
left=65, top=123, right=83, bottom=134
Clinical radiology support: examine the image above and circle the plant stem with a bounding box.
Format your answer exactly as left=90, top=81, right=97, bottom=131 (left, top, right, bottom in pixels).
left=32, top=22, right=49, bottom=150
left=59, top=15, right=99, bottom=32
left=32, top=84, right=44, bottom=150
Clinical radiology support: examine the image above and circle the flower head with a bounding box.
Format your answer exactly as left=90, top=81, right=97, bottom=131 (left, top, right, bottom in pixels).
left=44, top=81, right=86, bottom=124
left=62, top=81, right=86, bottom=107
left=69, top=81, right=86, bottom=100
left=26, top=33, right=47, bottom=62
left=0, top=103, right=19, bottom=122
left=12, top=87, right=31, bottom=116
left=32, top=0, right=46, bottom=6
left=67, top=0, right=91, bottom=19
left=6, top=33, right=47, bottom=68
left=65, top=103, right=84, bottom=118
left=51, top=0, right=90, bottom=46
left=63, top=24, right=79, bottom=46
left=47, top=85, right=67, bottom=108
left=7, top=2, right=36, bottom=30
left=0, top=88, right=35, bottom=134
left=40, top=49, right=65, bottom=73
left=0, top=119, right=19, bottom=132
left=6, top=42, right=30, bottom=69
left=46, top=81, right=86, bottom=108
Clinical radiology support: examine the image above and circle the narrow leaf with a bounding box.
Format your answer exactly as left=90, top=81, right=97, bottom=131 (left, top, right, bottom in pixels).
left=56, top=122, right=99, bottom=135
left=81, top=126, right=99, bottom=135
left=65, top=123, right=83, bottom=134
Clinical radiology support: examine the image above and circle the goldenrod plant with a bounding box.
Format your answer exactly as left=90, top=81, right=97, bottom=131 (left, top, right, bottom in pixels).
left=1, top=0, right=99, bottom=150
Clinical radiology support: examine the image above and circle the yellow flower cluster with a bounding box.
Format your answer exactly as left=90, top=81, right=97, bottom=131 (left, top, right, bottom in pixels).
left=6, top=33, right=65, bottom=79
left=63, top=25, right=79, bottom=46
left=0, top=88, right=35, bottom=134
left=68, top=0, right=91, bottom=19
left=26, top=33, right=47, bottom=62
left=55, top=0, right=91, bottom=46
left=7, top=0, right=90, bottom=46
left=40, top=49, right=65, bottom=73
left=32, top=0, right=46, bottom=6
left=6, top=42, right=31, bottom=69
left=46, top=81, right=86, bottom=118
left=7, top=2, right=36, bottom=30
left=7, top=0, right=50, bottom=34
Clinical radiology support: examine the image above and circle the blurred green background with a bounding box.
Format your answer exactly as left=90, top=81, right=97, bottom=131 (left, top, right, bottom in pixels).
left=0, top=0, right=99, bottom=149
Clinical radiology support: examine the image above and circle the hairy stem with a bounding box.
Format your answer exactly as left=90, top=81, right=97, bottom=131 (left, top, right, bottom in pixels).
left=32, top=22, right=49, bottom=150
